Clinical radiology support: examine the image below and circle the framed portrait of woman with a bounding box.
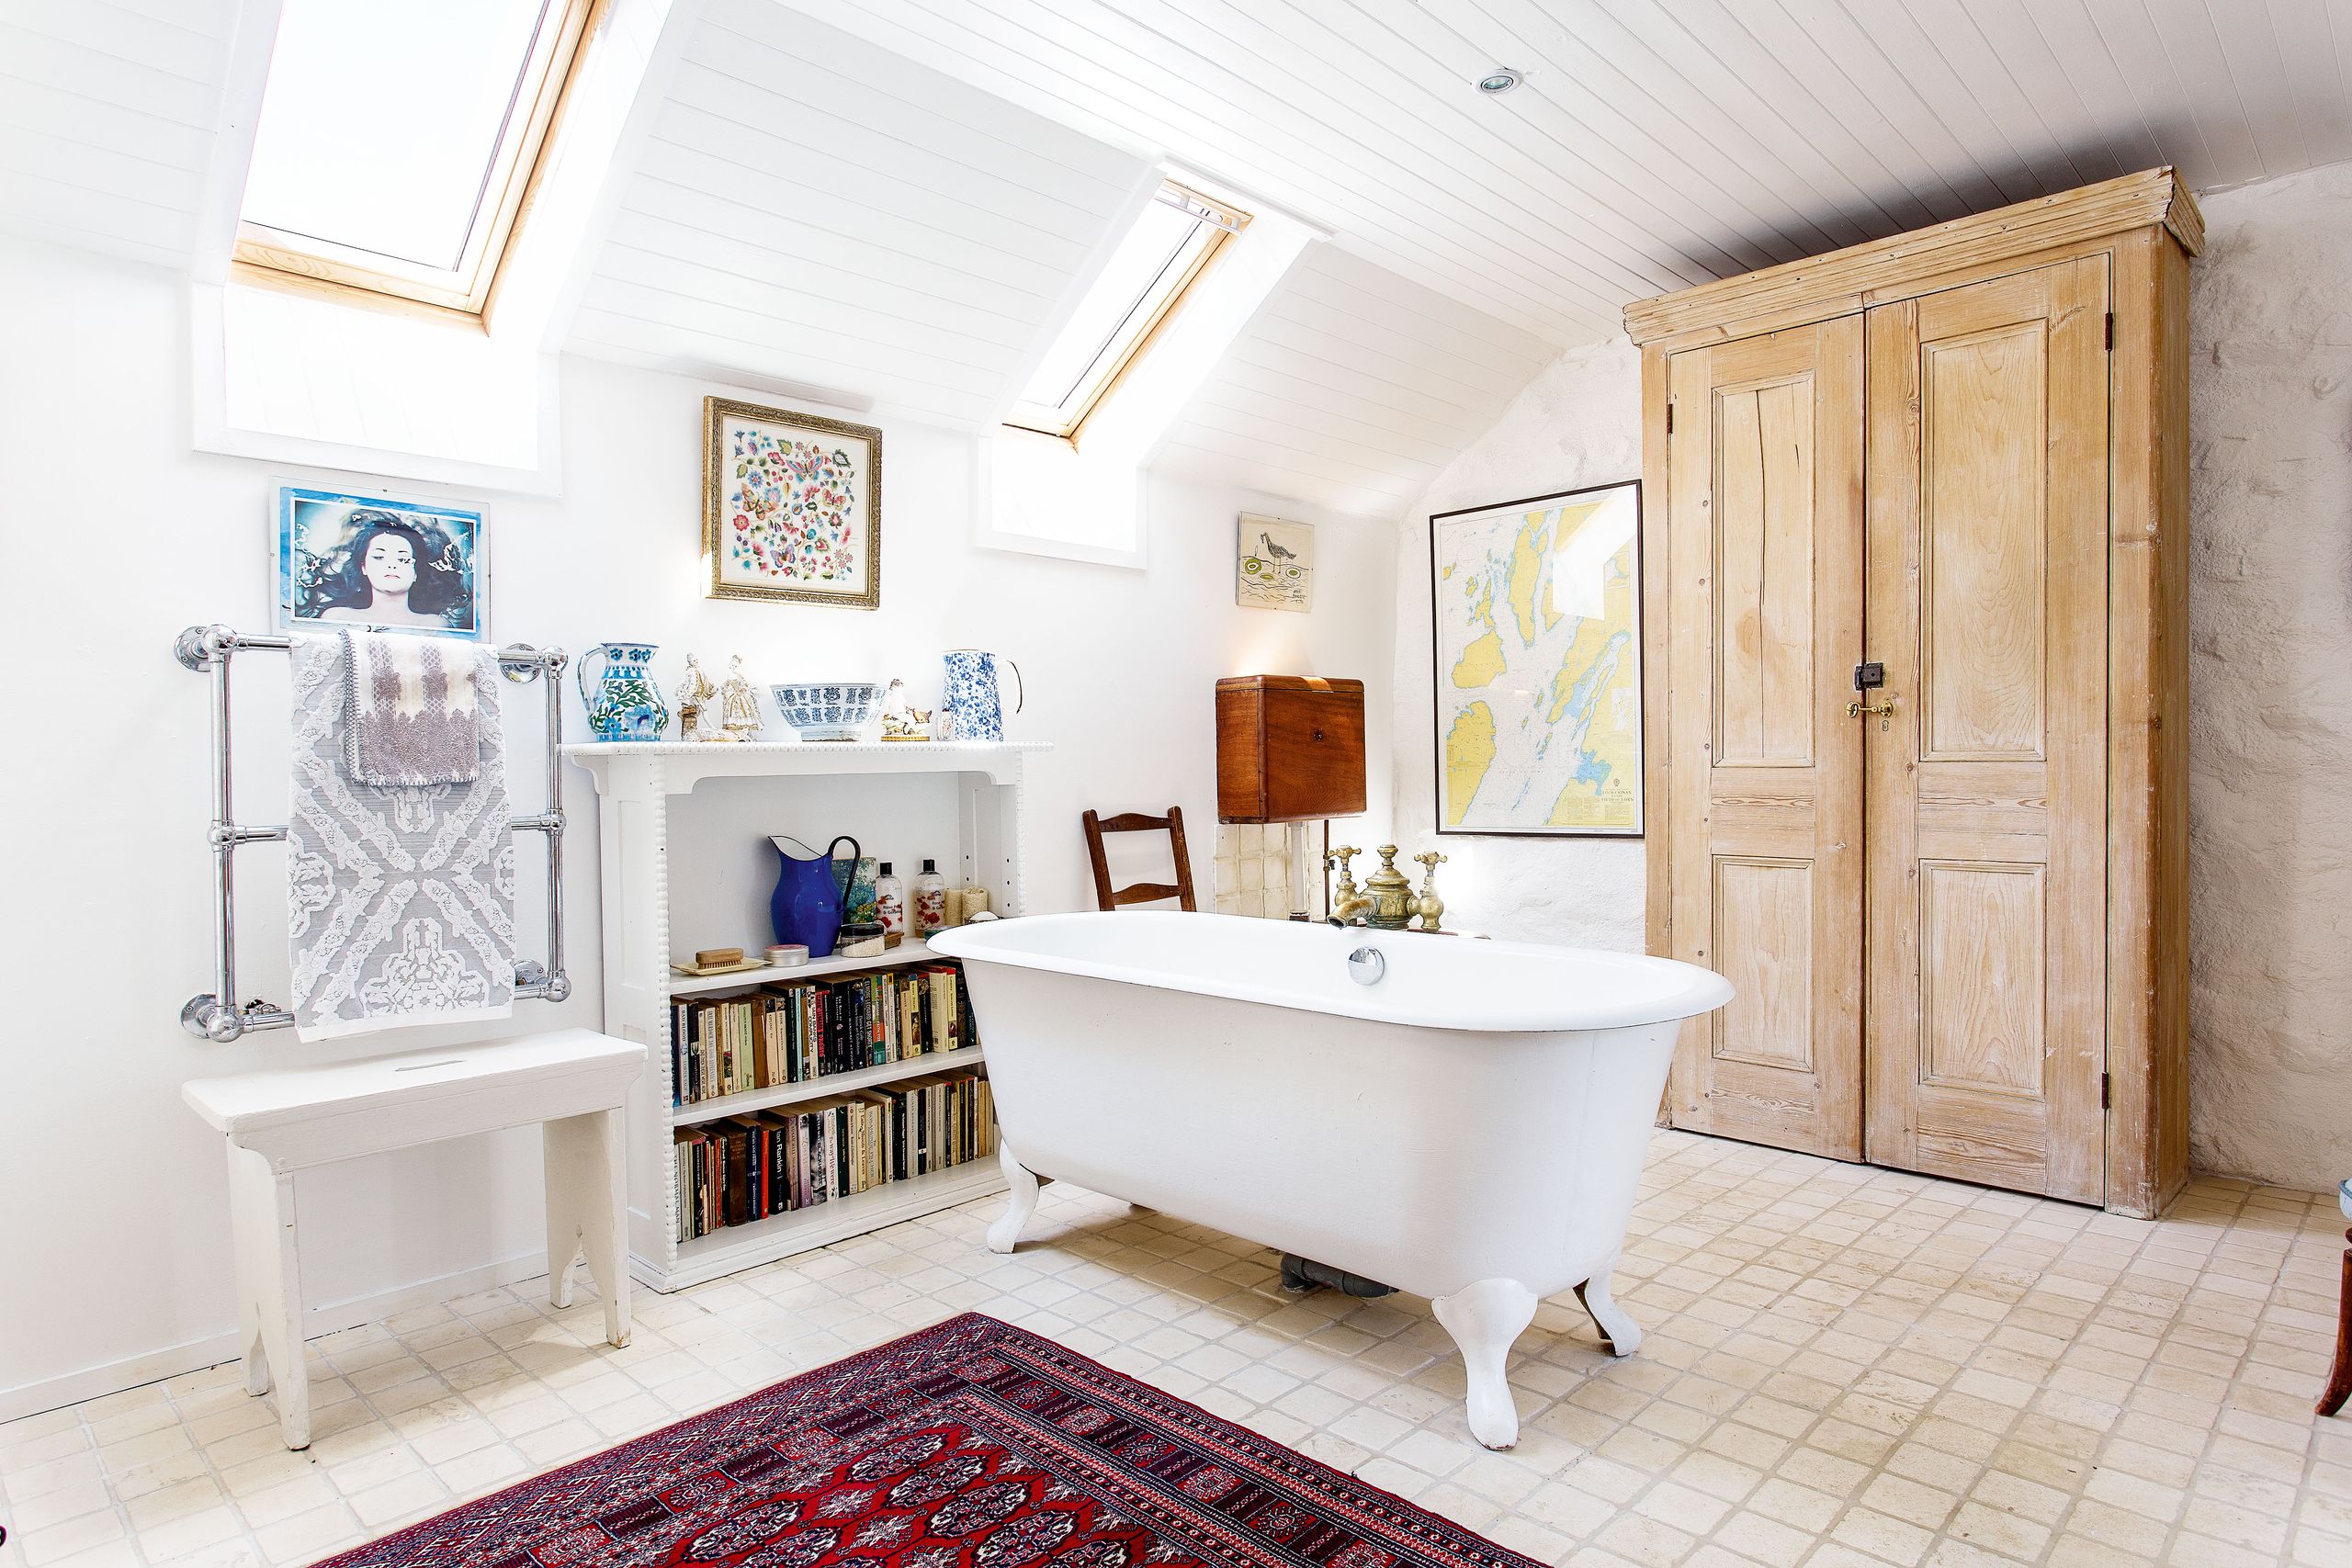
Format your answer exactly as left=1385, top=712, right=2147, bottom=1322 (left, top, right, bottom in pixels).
left=273, top=481, right=489, bottom=641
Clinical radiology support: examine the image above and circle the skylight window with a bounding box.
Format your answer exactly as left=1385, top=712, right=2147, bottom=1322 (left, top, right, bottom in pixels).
left=1006, top=181, right=1248, bottom=440
left=235, top=0, right=597, bottom=317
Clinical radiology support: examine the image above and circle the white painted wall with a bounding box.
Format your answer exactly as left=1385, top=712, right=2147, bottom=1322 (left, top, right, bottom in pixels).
left=0, top=235, right=1395, bottom=1412
left=1389, top=164, right=2352, bottom=1196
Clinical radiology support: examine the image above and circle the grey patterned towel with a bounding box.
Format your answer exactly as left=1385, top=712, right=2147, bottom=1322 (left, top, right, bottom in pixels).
left=288, top=633, right=514, bottom=1042
left=342, top=629, right=480, bottom=786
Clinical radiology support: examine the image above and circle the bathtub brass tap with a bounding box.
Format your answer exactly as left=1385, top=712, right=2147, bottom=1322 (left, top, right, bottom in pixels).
left=1326, top=845, right=1366, bottom=924
left=1336, top=845, right=1416, bottom=931
left=1411, top=851, right=1448, bottom=932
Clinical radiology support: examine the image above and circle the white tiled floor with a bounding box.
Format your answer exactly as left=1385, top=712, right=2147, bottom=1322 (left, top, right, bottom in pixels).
left=4, top=1131, right=2349, bottom=1568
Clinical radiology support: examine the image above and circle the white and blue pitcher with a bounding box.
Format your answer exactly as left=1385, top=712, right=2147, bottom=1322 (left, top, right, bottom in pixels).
left=940, top=649, right=1023, bottom=741
left=577, top=641, right=670, bottom=741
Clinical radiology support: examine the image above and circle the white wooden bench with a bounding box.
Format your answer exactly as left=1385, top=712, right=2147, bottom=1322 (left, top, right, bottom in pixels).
left=183, top=1030, right=646, bottom=1450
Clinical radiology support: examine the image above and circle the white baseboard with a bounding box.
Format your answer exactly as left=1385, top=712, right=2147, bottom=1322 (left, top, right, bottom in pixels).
left=0, top=1250, right=550, bottom=1426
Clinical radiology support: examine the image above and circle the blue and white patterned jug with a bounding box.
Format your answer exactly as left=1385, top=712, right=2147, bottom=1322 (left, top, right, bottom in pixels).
left=940, top=649, right=1023, bottom=741
left=577, top=642, right=670, bottom=741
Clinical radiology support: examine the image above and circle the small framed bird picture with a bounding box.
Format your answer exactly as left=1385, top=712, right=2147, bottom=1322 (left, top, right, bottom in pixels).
left=1237, top=513, right=1313, bottom=612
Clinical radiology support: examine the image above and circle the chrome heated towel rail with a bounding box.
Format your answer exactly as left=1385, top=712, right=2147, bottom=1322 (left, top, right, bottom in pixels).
left=173, top=624, right=572, bottom=1041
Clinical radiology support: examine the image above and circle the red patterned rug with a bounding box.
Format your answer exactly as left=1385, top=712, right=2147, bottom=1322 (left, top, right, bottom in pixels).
left=320, top=1313, right=1535, bottom=1568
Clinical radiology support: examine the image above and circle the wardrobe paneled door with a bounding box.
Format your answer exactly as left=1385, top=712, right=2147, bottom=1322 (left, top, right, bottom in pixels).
left=1862, top=260, right=2110, bottom=1203
left=1662, top=320, right=1865, bottom=1160
left=1627, top=170, right=2198, bottom=1216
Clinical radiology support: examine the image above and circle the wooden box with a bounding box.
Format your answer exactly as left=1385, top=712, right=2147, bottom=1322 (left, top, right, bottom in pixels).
left=1216, top=676, right=1365, bottom=823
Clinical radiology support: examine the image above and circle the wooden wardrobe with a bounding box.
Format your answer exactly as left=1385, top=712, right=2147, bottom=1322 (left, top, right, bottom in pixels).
left=1626, top=169, right=2199, bottom=1218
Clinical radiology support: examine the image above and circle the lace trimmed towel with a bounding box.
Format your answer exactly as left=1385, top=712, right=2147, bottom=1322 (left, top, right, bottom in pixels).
left=288, top=633, right=514, bottom=1042
left=342, top=628, right=480, bottom=787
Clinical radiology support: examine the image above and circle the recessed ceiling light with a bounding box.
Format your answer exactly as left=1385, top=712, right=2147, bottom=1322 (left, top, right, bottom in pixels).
left=1476, top=66, right=1521, bottom=95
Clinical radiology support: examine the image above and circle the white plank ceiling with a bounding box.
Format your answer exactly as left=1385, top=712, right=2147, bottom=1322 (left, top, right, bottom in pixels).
left=8, top=0, right=2352, bottom=513
left=1154, top=243, right=1554, bottom=516
left=797, top=0, right=2352, bottom=346
left=0, top=0, right=238, bottom=268
left=568, top=0, right=1153, bottom=427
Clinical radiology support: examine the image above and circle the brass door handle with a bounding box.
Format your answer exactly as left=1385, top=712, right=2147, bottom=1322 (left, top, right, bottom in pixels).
left=1846, top=697, right=1897, bottom=718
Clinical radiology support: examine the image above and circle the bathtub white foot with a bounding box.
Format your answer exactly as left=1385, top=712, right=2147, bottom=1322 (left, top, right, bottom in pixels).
left=987, top=1143, right=1039, bottom=1255
left=1432, top=1277, right=1538, bottom=1450
left=1575, top=1256, right=1641, bottom=1356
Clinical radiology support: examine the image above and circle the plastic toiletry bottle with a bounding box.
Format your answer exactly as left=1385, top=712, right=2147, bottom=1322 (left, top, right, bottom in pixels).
left=876, top=862, right=907, bottom=942
left=913, top=859, right=948, bottom=938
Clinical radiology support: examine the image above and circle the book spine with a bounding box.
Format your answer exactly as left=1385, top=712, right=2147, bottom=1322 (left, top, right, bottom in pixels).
left=801, top=1114, right=817, bottom=1209
left=672, top=1002, right=686, bottom=1105
left=837, top=1104, right=855, bottom=1203
left=698, top=1004, right=718, bottom=1105
left=787, top=1111, right=800, bottom=1209
left=752, top=1119, right=768, bottom=1216
left=696, top=1137, right=713, bottom=1237
left=813, top=1113, right=831, bottom=1207
left=720, top=1122, right=746, bottom=1227
left=787, top=988, right=798, bottom=1082
left=718, top=1004, right=734, bottom=1099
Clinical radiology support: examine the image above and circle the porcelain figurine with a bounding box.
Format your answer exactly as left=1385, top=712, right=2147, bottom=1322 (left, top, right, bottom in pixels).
left=878, top=677, right=932, bottom=740
left=675, top=653, right=717, bottom=742
left=576, top=642, right=670, bottom=742
left=717, top=655, right=763, bottom=741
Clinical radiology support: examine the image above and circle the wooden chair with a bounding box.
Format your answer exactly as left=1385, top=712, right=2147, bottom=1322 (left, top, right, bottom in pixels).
left=2321, top=1179, right=2352, bottom=1416
left=1082, top=807, right=1197, bottom=912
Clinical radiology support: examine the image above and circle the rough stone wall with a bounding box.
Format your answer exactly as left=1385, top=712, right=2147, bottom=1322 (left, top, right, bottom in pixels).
left=1391, top=161, right=2352, bottom=1193
left=2185, top=164, right=2352, bottom=1192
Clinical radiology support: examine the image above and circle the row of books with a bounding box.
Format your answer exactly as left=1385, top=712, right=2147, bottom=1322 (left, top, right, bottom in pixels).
left=672, top=1069, right=996, bottom=1243
left=671, top=964, right=976, bottom=1106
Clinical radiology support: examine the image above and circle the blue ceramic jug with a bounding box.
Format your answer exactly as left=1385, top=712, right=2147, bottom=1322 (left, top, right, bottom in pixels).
left=940, top=649, right=1023, bottom=741
left=578, top=642, right=670, bottom=741
left=770, top=834, right=861, bottom=955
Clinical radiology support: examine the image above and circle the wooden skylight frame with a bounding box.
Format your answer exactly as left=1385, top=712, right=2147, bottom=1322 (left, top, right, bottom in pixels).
left=1004, top=180, right=1250, bottom=443
left=232, top=0, right=602, bottom=322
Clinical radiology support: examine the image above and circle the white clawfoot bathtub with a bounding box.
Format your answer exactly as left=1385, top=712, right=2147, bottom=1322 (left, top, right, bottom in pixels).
left=926, top=911, right=1733, bottom=1449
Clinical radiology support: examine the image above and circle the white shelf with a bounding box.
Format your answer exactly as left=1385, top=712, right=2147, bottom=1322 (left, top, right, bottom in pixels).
left=564, top=739, right=1049, bottom=759
left=566, top=739, right=1048, bottom=794
left=668, top=938, right=949, bottom=997
left=641, top=1161, right=1007, bottom=1292
left=669, top=1046, right=985, bottom=1126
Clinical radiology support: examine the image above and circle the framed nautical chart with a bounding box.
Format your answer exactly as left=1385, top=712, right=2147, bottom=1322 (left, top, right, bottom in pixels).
left=1430, top=479, right=1643, bottom=837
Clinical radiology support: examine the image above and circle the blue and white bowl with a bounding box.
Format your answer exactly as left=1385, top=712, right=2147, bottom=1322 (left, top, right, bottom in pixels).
left=768, top=682, right=881, bottom=742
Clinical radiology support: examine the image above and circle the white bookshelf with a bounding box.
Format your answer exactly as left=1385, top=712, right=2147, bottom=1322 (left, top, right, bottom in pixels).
left=671, top=1046, right=988, bottom=1128
left=667, top=934, right=947, bottom=997
left=565, top=740, right=1046, bottom=1292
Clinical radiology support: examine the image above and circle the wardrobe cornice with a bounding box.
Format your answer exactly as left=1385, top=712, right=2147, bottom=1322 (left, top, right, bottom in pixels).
left=1623, top=166, right=2201, bottom=349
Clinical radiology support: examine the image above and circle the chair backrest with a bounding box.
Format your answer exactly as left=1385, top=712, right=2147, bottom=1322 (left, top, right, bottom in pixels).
left=1080, top=807, right=1198, bottom=912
